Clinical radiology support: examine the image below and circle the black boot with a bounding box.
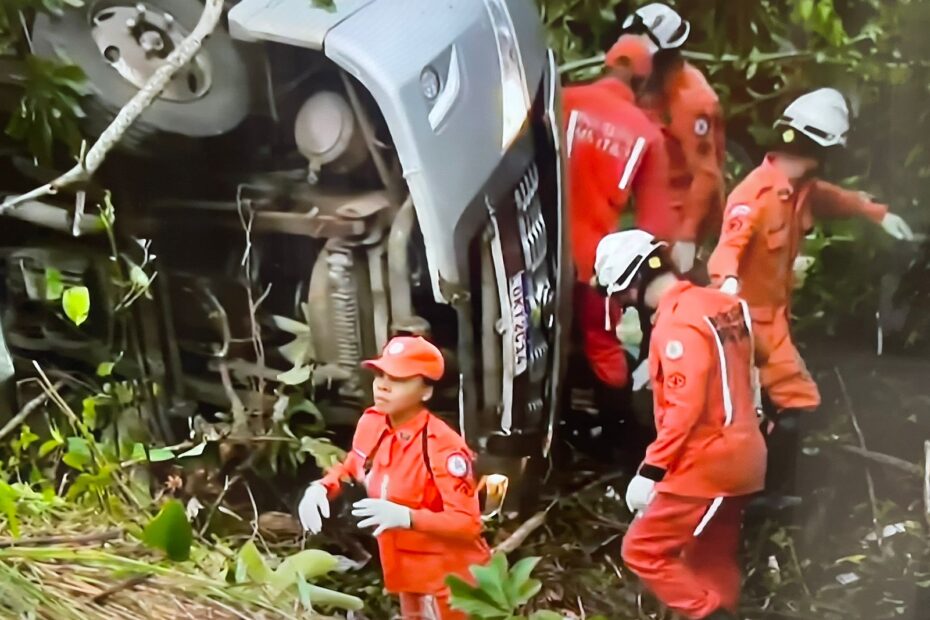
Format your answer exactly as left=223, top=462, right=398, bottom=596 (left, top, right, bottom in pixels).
left=748, top=408, right=817, bottom=516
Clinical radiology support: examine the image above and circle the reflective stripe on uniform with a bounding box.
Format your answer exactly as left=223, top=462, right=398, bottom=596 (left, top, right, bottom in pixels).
left=693, top=496, right=724, bottom=537
left=703, top=317, right=733, bottom=426
left=619, top=136, right=647, bottom=190
left=737, top=300, right=762, bottom=410
left=566, top=110, right=580, bottom=158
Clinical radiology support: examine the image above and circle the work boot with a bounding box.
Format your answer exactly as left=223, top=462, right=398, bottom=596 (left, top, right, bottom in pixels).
left=763, top=408, right=823, bottom=494
left=700, top=609, right=737, bottom=620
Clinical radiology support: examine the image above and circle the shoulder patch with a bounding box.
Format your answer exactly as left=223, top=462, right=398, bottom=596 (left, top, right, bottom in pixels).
left=664, top=340, right=684, bottom=360
left=694, top=116, right=710, bottom=137
left=446, top=453, right=470, bottom=478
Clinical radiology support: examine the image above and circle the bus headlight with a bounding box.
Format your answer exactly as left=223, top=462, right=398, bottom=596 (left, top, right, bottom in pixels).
left=482, top=0, right=531, bottom=151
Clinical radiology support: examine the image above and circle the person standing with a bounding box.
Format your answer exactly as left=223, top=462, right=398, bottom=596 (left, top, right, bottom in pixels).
left=563, top=35, right=677, bottom=454
left=593, top=230, right=767, bottom=620
left=707, top=88, right=914, bottom=493
left=621, top=2, right=727, bottom=271
left=297, top=336, right=490, bottom=619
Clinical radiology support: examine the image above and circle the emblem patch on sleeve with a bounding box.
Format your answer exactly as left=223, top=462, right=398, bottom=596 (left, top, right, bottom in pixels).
left=694, top=117, right=710, bottom=136
left=665, top=340, right=684, bottom=360
left=667, top=372, right=687, bottom=389
left=447, top=454, right=469, bottom=478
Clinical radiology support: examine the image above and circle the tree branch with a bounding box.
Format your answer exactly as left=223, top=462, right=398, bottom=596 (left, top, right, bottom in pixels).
left=0, top=380, right=63, bottom=441
left=0, top=0, right=226, bottom=214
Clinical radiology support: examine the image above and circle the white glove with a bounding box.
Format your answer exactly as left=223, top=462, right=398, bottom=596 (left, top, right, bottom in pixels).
left=792, top=255, right=815, bottom=290
left=631, top=360, right=651, bottom=391
left=298, top=483, right=330, bottom=534
left=625, top=475, right=656, bottom=513
left=881, top=213, right=915, bottom=241
left=352, top=498, right=411, bottom=536
left=721, top=277, right=740, bottom=296
left=671, top=241, right=697, bottom=273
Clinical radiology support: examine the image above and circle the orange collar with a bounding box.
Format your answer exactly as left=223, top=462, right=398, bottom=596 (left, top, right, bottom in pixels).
left=368, top=407, right=432, bottom=440
left=655, top=280, right=693, bottom=322
left=758, top=154, right=803, bottom=199
left=592, top=78, right=636, bottom=103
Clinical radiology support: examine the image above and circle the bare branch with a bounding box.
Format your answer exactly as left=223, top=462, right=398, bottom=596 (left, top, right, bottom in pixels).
left=0, top=380, right=63, bottom=441
left=493, top=510, right=548, bottom=555
left=835, top=367, right=884, bottom=546
left=0, top=0, right=226, bottom=214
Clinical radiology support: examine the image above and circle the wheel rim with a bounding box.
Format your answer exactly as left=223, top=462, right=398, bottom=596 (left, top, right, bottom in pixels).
left=90, top=2, right=212, bottom=102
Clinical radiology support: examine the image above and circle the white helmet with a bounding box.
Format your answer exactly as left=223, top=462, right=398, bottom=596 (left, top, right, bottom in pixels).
left=594, top=230, right=667, bottom=296
left=776, top=88, right=849, bottom=148
left=622, top=3, right=690, bottom=50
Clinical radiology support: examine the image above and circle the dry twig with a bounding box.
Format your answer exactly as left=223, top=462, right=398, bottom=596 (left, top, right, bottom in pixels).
left=0, top=530, right=122, bottom=549
left=0, top=380, right=63, bottom=441
left=493, top=510, right=548, bottom=555
left=835, top=367, right=884, bottom=547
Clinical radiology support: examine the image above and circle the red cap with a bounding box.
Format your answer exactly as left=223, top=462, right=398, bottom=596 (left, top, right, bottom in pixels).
left=361, top=336, right=445, bottom=381
left=605, top=34, right=654, bottom=77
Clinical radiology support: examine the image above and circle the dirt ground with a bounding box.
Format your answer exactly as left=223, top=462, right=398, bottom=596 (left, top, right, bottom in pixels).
left=489, top=333, right=930, bottom=620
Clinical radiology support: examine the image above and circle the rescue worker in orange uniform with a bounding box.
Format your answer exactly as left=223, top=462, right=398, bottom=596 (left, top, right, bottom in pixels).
left=297, top=336, right=490, bottom=619
left=707, top=88, right=914, bottom=495
left=563, top=34, right=678, bottom=459
left=593, top=230, right=767, bottom=620
left=622, top=3, right=726, bottom=271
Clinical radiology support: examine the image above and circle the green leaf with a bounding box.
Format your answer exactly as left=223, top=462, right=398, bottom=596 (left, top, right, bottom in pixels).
left=277, top=365, right=311, bottom=386
left=296, top=571, right=312, bottom=610
left=295, top=584, right=363, bottom=611
left=45, top=267, right=64, bottom=300
left=270, top=549, right=339, bottom=594
left=507, top=556, right=542, bottom=605
left=514, top=578, right=543, bottom=607
left=63, top=437, right=91, bottom=471
left=530, top=612, right=565, bottom=620
left=81, top=397, right=97, bottom=430
left=447, top=575, right=511, bottom=618
left=142, top=499, right=192, bottom=561
left=130, top=443, right=175, bottom=463
left=96, top=362, right=116, bottom=377
left=38, top=438, right=64, bottom=458
left=469, top=553, right=510, bottom=608
left=62, top=286, right=90, bottom=326
left=235, top=540, right=273, bottom=584
left=0, top=482, right=21, bottom=537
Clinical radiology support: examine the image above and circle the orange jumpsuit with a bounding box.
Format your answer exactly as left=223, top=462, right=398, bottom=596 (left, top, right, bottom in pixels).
left=707, top=156, right=888, bottom=411
left=640, top=62, right=726, bottom=243
left=564, top=78, right=676, bottom=387
left=621, top=281, right=767, bottom=619
left=320, top=408, right=489, bottom=619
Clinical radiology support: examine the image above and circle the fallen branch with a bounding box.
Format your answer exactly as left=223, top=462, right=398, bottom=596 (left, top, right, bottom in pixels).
left=834, top=444, right=922, bottom=477
left=835, top=368, right=883, bottom=546
left=0, top=0, right=225, bottom=214
left=91, top=573, right=152, bottom=604
left=0, top=529, right=122, bottom=549
left=493, top=510, right=547, bottom=555
left=0, top=380, right=64, bottom=441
